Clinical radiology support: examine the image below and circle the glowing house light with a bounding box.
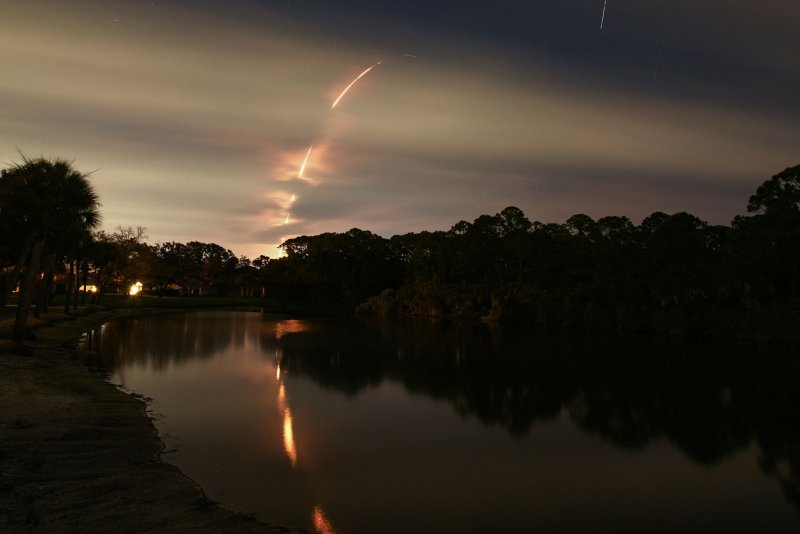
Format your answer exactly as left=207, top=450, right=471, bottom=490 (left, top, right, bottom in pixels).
left=129, top=281, right=143, bottom=296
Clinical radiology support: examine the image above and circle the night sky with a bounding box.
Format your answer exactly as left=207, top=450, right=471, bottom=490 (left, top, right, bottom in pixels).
left=2, top=0, right=798, bottom=259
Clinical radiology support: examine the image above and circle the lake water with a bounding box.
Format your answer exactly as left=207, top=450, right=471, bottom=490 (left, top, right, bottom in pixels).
left=83, top=310, right=800, bottom=533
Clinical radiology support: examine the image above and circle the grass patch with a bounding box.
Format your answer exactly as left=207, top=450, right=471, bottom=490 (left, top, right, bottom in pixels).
left=0, top=338, right=20, bottom=351
left=0, top=317, right=13, bottom=329
left=87, top=294, right=264, bottom=310
left=7, top=295, right=263, bottom=312
left=40, top=312, right=73, bottom=323
left=1, top=296, right=264, bottom=339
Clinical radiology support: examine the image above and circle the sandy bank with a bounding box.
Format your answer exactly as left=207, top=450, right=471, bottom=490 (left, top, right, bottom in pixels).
left=0, top=309, right=306, bottom=533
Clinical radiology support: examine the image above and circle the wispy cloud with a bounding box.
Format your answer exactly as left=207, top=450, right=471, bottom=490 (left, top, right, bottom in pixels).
left=1, top=0, right=798, bottom=260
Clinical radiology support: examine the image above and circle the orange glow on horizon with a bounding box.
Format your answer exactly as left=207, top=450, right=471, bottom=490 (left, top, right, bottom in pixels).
left=275, top=243, right=288, bottom=259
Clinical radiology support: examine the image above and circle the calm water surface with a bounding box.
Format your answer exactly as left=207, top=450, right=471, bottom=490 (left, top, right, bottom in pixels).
left=84, top=311, right=800, bottom=533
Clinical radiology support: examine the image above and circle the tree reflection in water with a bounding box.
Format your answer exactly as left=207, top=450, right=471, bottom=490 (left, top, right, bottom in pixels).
left=84, top=312, right=257, bottom=370
left=85, top=311, right=800, bottom=515
left=272, top=317, right=800, bottom=512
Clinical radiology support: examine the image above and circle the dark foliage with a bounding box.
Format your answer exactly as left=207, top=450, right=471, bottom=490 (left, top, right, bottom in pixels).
left=192, top=161, right=797, bottom=336
left=5, top=161, right=796, bottom=337
left=270, top=164, right=799, bottom=338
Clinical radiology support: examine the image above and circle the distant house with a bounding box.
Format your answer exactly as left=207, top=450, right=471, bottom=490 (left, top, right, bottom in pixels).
left=183, top=278, right=217, bottom=297
left=51, top=274, right=99, bottom=295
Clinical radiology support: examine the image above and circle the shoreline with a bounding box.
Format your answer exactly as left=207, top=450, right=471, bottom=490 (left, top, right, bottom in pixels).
left=0, top=308, right=305, bottom=533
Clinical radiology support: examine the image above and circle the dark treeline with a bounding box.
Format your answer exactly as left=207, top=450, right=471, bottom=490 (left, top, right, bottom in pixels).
left=88, top=230, right=272, bottom=299
left=0, top=155, right=272, bottom=340
left=4, top=156, right=798, bottom=339
left=274, top=164, right=800, bottom=339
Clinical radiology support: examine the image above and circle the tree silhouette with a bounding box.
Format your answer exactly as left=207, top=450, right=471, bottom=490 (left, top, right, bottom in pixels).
left=747, top=164, right=800, bottom=216
left=0, top=156, right=100, bottom=338
left=349, top=163, right=800, bottom=338
left=732, top=165, right=800, bottom=306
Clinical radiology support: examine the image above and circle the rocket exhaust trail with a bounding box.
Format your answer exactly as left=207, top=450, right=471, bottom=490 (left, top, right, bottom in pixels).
left=331, top=61, right=382, bottom=110
left=279, top=59, right=383, bottom=231
left=298, top=144, right=314, bottom=178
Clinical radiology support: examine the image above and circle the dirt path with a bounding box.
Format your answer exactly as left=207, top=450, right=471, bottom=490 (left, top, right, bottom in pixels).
left=0, top=310, right=306, bottom=533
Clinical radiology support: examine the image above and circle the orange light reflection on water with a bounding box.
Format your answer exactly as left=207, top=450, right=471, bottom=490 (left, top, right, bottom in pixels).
left=277, top=377, right=298, bottom=468
left=278, top=382, right=287, bottom=406
left=282, top=406, right=298, bottom=468
left=274, top=319, right=310, bottom=340
left=312, top=505, right=337, bottom=534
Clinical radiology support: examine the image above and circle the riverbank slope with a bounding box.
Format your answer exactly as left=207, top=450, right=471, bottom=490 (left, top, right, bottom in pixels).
left=0, top=309, right=304, bottom=533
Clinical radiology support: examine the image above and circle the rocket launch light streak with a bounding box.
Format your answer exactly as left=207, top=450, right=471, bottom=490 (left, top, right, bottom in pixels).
left=330, top=61, right=382, bottom=110
left=279, top=60, right=382, bottom=237
left=298, top=144, right=314, bottom=178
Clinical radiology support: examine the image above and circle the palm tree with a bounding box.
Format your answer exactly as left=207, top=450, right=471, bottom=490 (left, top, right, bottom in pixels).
left=0, top=156, right=100, bottom=339
left=0, top=170, right=36, bottom=309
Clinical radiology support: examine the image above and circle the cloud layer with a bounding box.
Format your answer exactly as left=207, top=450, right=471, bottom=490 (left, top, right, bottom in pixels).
left=2, top=0, right=798, bottom=259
